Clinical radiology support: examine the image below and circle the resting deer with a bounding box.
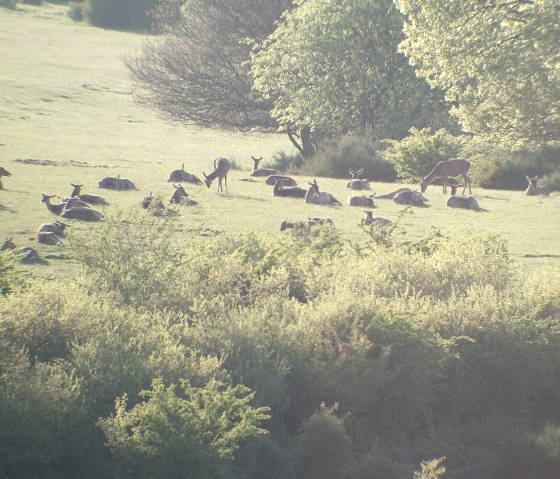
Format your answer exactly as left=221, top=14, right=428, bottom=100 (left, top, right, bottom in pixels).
left=363, top=210, right=392, bottom=226
left=99, top=174, right=136, bottom=190
left=61, top=205, right=104, bottom=221
left=36, top=231, right=63, bottom=245
left=1, top=238, right=16, bottom=251
left=266, top=175, right=297, bottom=186
left=69, top=184, right=107, bottom=205
left=421, top=159, right=471, bottom=194
left=346, top=168, right=371, bottom=190
left=374, top=187, right=413, bottom=200
left=37, top=220, right=70, bottom=236
left=250, top=156, right=281, bottom=178
left=0, top=166, right=11, bottom=189
left=204, top=157, right=230, bottom=193
left=273, top=178, right=307, bottom=198
left=168, top=163, right=202, bottom=184
left=348, top=194, right=375, bottom=207
left=41, top=194, right=67, bottom=215
left=447, top=195, right=480, bottom=210
left=393, top=189, right=426, bottom=206
left=525, top=176, right=550, bottom=196
left=169, top=184, right=198, bottom=205
left=305, top=180, right=342, bottom=205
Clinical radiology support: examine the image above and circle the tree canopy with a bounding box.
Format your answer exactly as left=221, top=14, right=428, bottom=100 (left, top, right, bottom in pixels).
left=250, top=0, right=455, bottom=146
left=397, top=0, right=560, bottom=150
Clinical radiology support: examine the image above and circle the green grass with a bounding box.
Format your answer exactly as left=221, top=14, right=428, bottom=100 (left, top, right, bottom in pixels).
left=1, top=2, right=560, bottom=277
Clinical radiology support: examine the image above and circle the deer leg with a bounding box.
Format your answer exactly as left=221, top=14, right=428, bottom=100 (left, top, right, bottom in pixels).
left=442, top=176, right=448, bottom=194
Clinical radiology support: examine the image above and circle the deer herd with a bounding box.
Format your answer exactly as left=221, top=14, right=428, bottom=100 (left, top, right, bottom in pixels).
left=0, top=156, right=554, bottom=261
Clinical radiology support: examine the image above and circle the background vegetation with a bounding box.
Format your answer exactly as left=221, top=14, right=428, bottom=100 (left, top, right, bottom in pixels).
left=1, top=3, right=560, bottom=478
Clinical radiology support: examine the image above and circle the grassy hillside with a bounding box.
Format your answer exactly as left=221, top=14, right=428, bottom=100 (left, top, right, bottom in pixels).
left=1, top=2, right=559, bottom=277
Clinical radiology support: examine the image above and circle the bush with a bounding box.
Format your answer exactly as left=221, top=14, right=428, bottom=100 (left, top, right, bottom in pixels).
left=381, top=128, right=466, bottom=181
left=0, top=0, right=17, bottom=9
left=301, top=136, right=397, bottom=181
left=86, top=0, right=158, bottom=31
left=67, top=2, right=84, bottom=21
left=269, top=150, right=305, bottom=174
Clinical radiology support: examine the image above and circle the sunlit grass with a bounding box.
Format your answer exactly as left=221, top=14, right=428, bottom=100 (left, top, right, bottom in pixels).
left=1, top=3, right=559, bottom=278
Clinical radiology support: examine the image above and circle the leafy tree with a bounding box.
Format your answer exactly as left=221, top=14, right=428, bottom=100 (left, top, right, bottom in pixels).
left=100, top=378, right=270, bottom=479
left=397, top=0, right=560, bottom=150
left=126, top=0, right=294, bottom=138
left=250, top=0, right=455, bottom=155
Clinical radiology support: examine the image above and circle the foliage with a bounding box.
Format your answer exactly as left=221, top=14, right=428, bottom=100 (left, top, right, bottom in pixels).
left=413, top=457, right=447, bottom=479
left=0, top=251, right=23, bottom=296
left=126, top=0, right=292, bottom=130
left=251, top=0, right=454, bottom=146
left=67, top=2, right=84, bottom=21
left=100, top=378, right=270, bottom=479
left=301, top=135, right=397, bottom=181
left=344, top=447, right=402, bottom=479
left=86, top=0, right=159, bottom=31
left=296, top=404, right=353, bottom=479
left=398, top=0, right=560, bottom=150
left=381, top=128, right=467, bottom=181
left=269, top=149, right=305, bottom=174
left=0, top=0, right=17, bottom=9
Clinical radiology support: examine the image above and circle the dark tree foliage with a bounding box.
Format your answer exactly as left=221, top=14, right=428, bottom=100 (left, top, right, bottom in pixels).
left=126, top=0, right=293, bottom=131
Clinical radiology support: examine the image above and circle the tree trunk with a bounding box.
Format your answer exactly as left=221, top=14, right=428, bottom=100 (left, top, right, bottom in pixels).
left=287, top=126, right=316, bottom=159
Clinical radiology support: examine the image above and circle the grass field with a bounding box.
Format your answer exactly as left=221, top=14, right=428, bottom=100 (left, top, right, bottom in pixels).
left=1, top=2, right=559, bottom=277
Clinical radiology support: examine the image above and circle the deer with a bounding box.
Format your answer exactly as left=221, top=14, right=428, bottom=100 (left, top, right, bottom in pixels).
left=525, top=175, right=550, bottom=196
left=36, top=231, right=63, bottom=245
left=168, top=163, right=203, bottom=184
left=363, top=210, right=392, bottom=226
left=346, top=168, right=371, bottom=190
left=0, top=166, right=11, bottom=189
left=266, top=175, right=297, bottom=186
left=1, top=238, right=16, bottom=251
left=421, top=158, right=471, bottom=195
left=374, top=187, right=413, bottom=200
left=169, top=184, right=198, bottom=205
left=348, top=194, right=375, bottom=207
left=305, top=180, right=342, bottom=205
left=204, top=157, right=230, bottom=193
left=99, top=174, right=136, bottom=190
left=272, top=178, right=307, bottom=198
left=41, top=194, right=67, bottom=215
left=68, top=184, right=107, bottom=205
left=280, top=217, right=333, bottom=231
left=393, top=189, right=426, bottom=206
left=61, top=205, right=104, bottom=221
left=250, top=156, right=281, bottom=178
left=447, top=195, right=480, bottom=210
left=37, top=220, right=70, bottom=236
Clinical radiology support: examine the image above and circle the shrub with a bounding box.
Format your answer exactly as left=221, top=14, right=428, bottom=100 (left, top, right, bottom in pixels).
left=381, top=128, right=466, bottom=181
left=269, top=150, right=305, bottom=174
left=67, top=2, right=84, bottom=21
left=0, top=0, right=17, bottom=8
left=302, top=136, right=397, bottom=181
left=86, top=0, right=158, bottom=31
left=100, top=378, right=270, bottom=479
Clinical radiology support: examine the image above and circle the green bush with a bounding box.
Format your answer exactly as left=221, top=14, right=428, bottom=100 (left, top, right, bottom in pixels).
left=269, top=150, right=305, bottom=174
left=86, top=0, right=158, bottom=31
left=381, top=128, right=466, bottom=181
left=99, top=378, right=270, bottom=479
left=301, top=136, right=397, bottom=181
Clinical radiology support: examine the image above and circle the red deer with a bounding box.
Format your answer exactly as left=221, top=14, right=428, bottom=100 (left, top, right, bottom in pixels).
left=346, top=168, right=371, bottom=190
left=421, top=159, right=471, bottom=194
left=204, top=157, right=230, bottom=193
left=250, top=156, right=281, bottom=177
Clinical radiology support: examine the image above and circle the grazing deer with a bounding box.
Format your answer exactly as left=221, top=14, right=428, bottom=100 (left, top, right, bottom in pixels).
left=447, top=195, right=480, bottom=210
left=69, top=184, right=107, bottom=204
left=0, top=167, right=11, bottom=189
left=273, top=178, right=307, bottom=198
left=305, top=180, right=342, bottom=205
left=421, top=159, right=471, bottom=194
left=266, top=175, right=297, bottom=186
left=374, top=187, right=413, bottom=200
left=250, top=156, right=281, bottom=177
left=525, top=175, right=550, bottom=196
left=348, top=194, right=375, bottom=207
left=346, top=168, right=371, bottom=190
left=204, top=157, right=230, bottom=193
left=168, top=163, right=203, bottom=184
left=393, top=189, right=426, bottom=206
left=363, top=210, right=392, bottom=226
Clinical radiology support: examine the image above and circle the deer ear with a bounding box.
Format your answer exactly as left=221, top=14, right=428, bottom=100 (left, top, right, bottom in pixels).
left=357, top=168, right=364, bottom=174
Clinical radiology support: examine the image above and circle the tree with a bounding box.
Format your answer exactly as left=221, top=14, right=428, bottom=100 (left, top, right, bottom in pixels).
left=397, top=0, right=560, bottom=150
left=126, top=0, right=292, bottom=132
left=250, top=0, right=455, bottom=155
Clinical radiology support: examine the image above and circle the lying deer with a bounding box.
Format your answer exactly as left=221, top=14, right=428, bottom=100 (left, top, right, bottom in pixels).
left=69, top=184, right=107, bottom=205
left=168, top=163, right=203, bottom=184
left=348, top=194, right=375, bottom=207
left=374, top=187, right=413, bottom=200
left=266, top=175, right=297, bottom=186
left=346, top=168, right=371, bottom=190
left=250, top=156, right=281, bottom=178
left=363, top=210, right=392, bottom=226
left=204, top=157, right=230, bottom=193
left=169, top=184, right=198, bottom=205
left=305, top=180, right=342, bottom=205
left=525, top=175, right=550, bottom=196
left=447, top=195, right=480, bottom=210
left=421, top=158, right=471, bottom=194
left=393, top=189, right=426, bottom=206
left=99, top=174, right=136, bottom=190
left=273, top=178, right=307, bottom=198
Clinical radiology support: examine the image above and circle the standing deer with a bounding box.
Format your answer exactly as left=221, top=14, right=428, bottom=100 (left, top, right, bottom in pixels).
left=421, top=159, right=471, bottom=195
left=204, top=157, right=230, bottom=193
left=346, top=168, right=371, bottom=190
left=0, top=167, right=11, bottom=189
left=525, top=176, right=550, bottom=196
left=250, top=156, right=281, bottom=177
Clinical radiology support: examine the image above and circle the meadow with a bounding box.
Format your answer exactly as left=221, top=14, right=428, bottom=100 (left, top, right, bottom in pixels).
left=1, top=2, right=559, bottom=278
